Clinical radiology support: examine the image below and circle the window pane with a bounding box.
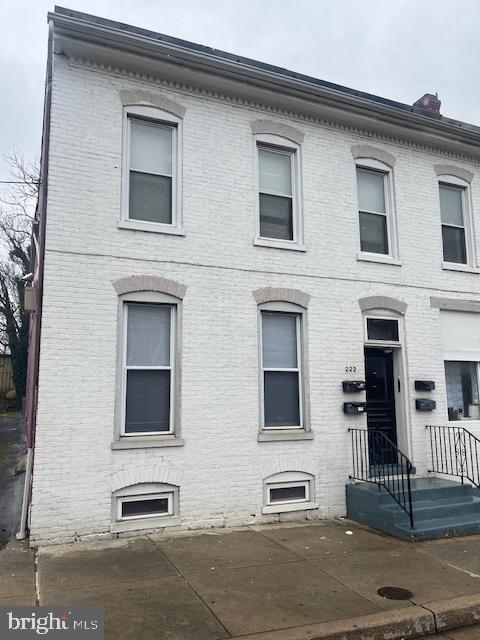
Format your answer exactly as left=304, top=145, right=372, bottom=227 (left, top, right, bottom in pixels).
left=442, top=225, right=467, bottom=264
left=264, top=371, right=300, bottom=427
left=357, top=168, right=386, bottom=213
left=127, top=304, right=171, bottom=366
left=440, top=185, right=464, bottom=226
left=259, top=148, right=292, bottom=196
left=125, top=370, right=171, bottom=433
left=445, top=361, right=479, bottom=420
left=121, top=497, right=169, bottom=518
left=130, top=120, right=172, bottom=176
left=129, top=171, right=172, bottom=224
left=262, top=313, right=298, bottom=368
left=367, top=318, right=399, bottom=342
left=270, top=485, right=306, bottom=503
left=359, top=211, right=388, bottom=254
left=259, top=194, right=293, bottom=240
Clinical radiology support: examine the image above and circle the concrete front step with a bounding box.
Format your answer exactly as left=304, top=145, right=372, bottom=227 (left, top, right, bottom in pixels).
left=346, top=476, right=480, bottom=540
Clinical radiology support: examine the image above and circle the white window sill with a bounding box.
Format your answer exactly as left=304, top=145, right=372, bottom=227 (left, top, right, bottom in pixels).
left=112, top=436, right=184, bottom=450
left=254, top=237, right=307, bottom=252
left=357, top=252, right=402, bottom=266
left=111, top=515, right=180, bottom=533
left=258, top=430, right=314, bottom=442
left=442, top=261, right=480, bottom=274
left=118, top=220, right=185, bottom=236
left=262, top=501, right=318, bottom=515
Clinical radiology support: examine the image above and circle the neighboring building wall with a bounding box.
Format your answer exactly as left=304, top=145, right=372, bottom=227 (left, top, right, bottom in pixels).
left=29, top=53, right=480, bottom=544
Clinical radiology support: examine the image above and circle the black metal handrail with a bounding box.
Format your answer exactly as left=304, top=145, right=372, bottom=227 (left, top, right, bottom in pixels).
left=349, top=428, right=414, bottom=529
left=427, top=425, right=480, bottom=488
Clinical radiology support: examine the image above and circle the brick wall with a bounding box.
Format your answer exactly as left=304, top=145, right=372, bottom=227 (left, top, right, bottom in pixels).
left=29, top=54, right=480, bottom=545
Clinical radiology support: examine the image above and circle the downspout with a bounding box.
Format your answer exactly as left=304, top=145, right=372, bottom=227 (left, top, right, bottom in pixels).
left=17, top=20, right=53, bottom=540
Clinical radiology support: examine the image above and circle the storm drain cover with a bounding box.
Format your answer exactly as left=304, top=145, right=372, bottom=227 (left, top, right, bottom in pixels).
left=377, top=586, right=413, bottom=600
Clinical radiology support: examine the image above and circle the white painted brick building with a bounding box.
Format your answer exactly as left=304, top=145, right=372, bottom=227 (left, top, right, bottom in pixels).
left=23, top=7, right=480, bottom=545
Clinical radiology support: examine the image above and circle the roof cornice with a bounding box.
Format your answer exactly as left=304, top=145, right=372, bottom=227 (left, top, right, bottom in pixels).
left=48, top=7, right=480, bottom=155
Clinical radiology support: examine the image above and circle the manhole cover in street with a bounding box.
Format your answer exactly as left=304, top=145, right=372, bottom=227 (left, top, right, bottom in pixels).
left=377, top=586, right=413, bottom=600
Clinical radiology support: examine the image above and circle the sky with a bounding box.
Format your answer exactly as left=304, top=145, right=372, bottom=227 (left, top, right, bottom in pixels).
left=1, top=0, right=480, bottom=180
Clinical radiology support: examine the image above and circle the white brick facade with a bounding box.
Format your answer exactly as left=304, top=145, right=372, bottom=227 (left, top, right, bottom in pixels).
left=29, top=24, right=480, bottom=545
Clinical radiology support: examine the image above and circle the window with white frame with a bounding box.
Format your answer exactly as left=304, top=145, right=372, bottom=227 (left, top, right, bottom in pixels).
left=356, top=163, right=394, bottom=256
left=261, top=311, right=303, bottom=429
left=439, top=181, right=470, bottom=265
left=117, top=492, right=174, bottom=521
left=112, top=482, right=179, bottom=528
left=122, top=303, right=175, bottom=435
left=122, top=106, right=182, bottom=230
left=365, top=317, right=400, bottom=344
left=268, top=481, right=309, bottom=505
left=257, top=142, right=299, bottom=242
left=263, top=471, right=316, bottom=513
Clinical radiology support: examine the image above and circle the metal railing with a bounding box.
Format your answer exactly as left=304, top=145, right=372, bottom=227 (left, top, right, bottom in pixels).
left=427, top=425, right=480, bottom=488
left=349, top=428, right=414, bottom=529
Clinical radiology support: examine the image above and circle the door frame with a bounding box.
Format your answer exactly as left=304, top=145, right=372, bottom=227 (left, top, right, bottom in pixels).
left=363, top=312, right=411, bottom=459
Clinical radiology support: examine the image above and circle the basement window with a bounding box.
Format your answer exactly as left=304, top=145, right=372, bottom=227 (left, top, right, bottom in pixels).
left=117, top=492, right=173, bottom=521
left=263, top=471, right=317, bottom=514
left=268, top=482, right=309, bottom=505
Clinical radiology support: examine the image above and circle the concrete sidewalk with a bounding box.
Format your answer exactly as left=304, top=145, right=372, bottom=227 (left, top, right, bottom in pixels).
left=2, top=519, right=480, bottom=639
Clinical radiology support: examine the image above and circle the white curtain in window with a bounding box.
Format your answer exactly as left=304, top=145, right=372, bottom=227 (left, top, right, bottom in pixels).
left=127, top=304, right=171, bottom=366
left=262, top=313, right=297, bottom=368
left=130, top=120, right=172, bottom=176
left=357, top=169, right=385, bottom=213
left=440, top=310, right=480, bottom=361
left=259, top=149, right=292, bottom=196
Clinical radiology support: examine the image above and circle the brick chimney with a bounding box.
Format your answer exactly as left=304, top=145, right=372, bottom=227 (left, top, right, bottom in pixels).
left=413, top=93, right=441, bottom=116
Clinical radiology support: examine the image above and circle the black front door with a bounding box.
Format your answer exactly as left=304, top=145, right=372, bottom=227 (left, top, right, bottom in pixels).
left=364, top=347, right=397, bottom=464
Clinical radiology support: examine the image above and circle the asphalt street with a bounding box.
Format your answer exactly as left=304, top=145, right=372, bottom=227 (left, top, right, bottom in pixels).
left=0, top=415, right=25, bottom=548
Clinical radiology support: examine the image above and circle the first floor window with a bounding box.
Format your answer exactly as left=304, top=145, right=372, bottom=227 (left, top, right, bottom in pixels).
left=128, top=117, right=175, bottom=224
left=258, top=145, right=295, bottom=241
left=123, top=303, right=174, bottom=435
left=445, top=361, right=480, bottom=421
left=261, top=311, right=302, bottom=428
left=356, top=166, right=390, bottom=255
left=440, top=183, right=468, bottom=264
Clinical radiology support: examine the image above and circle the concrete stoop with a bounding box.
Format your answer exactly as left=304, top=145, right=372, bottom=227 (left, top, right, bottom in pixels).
left=346, top=477, right=480, bottom=541
left=234, top=594, right=480, bottom=640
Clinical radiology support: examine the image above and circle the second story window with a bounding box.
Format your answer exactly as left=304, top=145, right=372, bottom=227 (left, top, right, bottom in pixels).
left=439, top=182, right=468, bottom=265
left=258, top=146, right=295, bottom=241
left=121, top=105, right=183, bottom=235
left=356, top=166, right=390, bottom=255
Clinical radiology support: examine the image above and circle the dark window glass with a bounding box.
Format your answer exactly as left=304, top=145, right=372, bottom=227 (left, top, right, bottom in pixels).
left=367, top=318, right=399, bottom=342
left=264, top=371, right=300, bottom=427
left=442, top=226, right=467, bottom=264
left=359, top=212, right=388, bottom=254
left=259, top=194, right=293, bottom=240
left=270, top=485, right=306, bottom=503
left=125, top=369, right=170, bottom=433
left=121, top=497, right=169, bottom=518
left=129, top=171, right=172, bottom=224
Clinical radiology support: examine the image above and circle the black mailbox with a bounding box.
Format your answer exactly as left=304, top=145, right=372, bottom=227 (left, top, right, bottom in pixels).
left=343, top=402, right=367, bottom=415
left=342, top=380, right=366, bottom=393
left=416, top=398, right=436, bottom=411
left=415, top=380, right=435, bottom=391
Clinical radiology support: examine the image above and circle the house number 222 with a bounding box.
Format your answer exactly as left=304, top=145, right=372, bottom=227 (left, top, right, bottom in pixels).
left=345, top=366, right=357, bottom=373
